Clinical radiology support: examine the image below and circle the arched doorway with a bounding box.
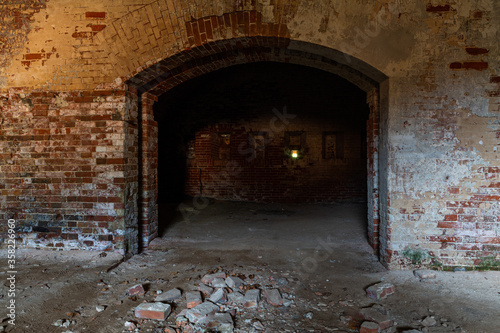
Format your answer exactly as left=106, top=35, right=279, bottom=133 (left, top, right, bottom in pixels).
left=125, top=37, right=388, bottom=264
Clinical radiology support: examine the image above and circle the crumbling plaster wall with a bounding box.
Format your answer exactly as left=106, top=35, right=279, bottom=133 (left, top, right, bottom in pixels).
left=0, top=0, right=498, bottom=267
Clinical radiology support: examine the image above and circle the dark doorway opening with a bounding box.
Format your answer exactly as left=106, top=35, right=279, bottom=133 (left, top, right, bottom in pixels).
left=153, top=62, right=370, bottom=237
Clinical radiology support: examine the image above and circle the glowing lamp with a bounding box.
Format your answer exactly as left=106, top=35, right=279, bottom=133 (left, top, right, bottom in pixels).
left=291, top=150, right=299, bottom=158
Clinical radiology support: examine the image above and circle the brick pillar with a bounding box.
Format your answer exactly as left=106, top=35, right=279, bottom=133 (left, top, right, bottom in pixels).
left=366, top=88, right=380, bottom=251
left=140, top=92, right=159, bottom=248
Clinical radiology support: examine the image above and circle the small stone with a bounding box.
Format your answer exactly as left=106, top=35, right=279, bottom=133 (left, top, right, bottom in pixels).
left=176, top=315, right=189, bottom=328
left=304, top=312, right=313, bottom=319
left=127, top=284, right=145, bottom=296
left=155, top=288, right=182, bottom=302
left=124, top=321, right=136, bottom=330
left=211, top=277, right=227, bottom=288
left=209, top=288, right=228, bottom=304
left=252, top=319, right=265, bottom=330
left=96, top=305, right=106, bottom=312
left=228, top=290, right=245, bottom=305
left=277, top=277, right=289, bottom=286
left=53, top=320, right=63, bottom=327
left=243, top=289, right=260, bottom=308
left=201, top=272, right=227, bottom=285
left=186, top=291, right=203, bottom=309
left=360, top=321, right=380, bottom=333
left=366, top=282, right=395, bottom=300
left=185, top=301, right=219, bottom=323
left=198, top=284, right=214, bottom=297
left=422, top=316, right=437, bottom=327
left=360, top=307, right=393, bottom=329
left=414, top=270, right=436, bottom=280
left=201, top=312, right=234, bottom=332
left=164, top=327, right=176, bottom=333
left=263, top=288, right=283, bottom=306
left=225, top=276, right=245, bottom=289
left=135, top=302, right=171, bottom=320
left=156, top=290, right=163, bottom=294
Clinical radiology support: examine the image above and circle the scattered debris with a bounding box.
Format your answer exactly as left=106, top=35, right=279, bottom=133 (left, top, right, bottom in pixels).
left=360, top=306, right=393, bottom=329
left=360, top=321, right=380, bottom=333
left=124, top=321, right=136, bottom=330
left=135, top=302, right=172, bottom=320
left=186, top=290, right=203, bottom=308
left=155, top=288, right=182, bottom=302
left=127, top=284, right=145, bottom=296
left=366, top=282, right=395, bottom=300
left=263, top=288, right=283, bottom=306
left=52, top=319, right=71, bottom=328
left=422, top=316, right=437, bottom=327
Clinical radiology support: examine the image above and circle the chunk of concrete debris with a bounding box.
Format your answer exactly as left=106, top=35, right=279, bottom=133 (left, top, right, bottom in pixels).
left=211, top=277, right=227, bottom=288
left=414, top=270, right=436, bottom=280
left=252, top=319, right=265, bottom=330
left=200, top=312, right=234, bottom=332
left=201, top=272, right=227, bottom=285
left=186, top=291, right=203, bottom=309
left=304, top=312, right=313, bottom=319
left=124, top=321, right=136, bottom=330
left=366, top=282, right=395, bottom=300
left=155, top=288, right=182, bottom=302
left=209, top=287, right=228, bottom=304
left=360, top=321, right=380, bottom=333
left=134, top=302, right=171, bottom=320
left=95, top=305, right=106, bottom=312
left=360, top=307, right=393, bottom=329
left=198, top=284, right=214, bottom=297
left=225, top=276, right=245, bottom=289
left=243, top=289, right=260, bottom=308
left=185, top=301, right=220, bottom=323
left=52, top=319, right=71, bottom=327
left=176, top=314, right=189, bottom=328
left=127, top=284, right=145, bottom=296
left=263, top=288, right=283, bottom=306
left=228, top=290, right=245, bottom=305
left=422, top=316, right=437, bottom=327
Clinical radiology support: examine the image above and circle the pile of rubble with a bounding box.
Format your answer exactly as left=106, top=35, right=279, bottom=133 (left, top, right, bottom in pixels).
left=116, top=268, right=465, bottom=333
left=128, top=271, right=289, bottom=332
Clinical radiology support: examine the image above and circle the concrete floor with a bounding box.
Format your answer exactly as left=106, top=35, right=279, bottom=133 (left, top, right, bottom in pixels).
left=156, top=200, right=371, bottom=251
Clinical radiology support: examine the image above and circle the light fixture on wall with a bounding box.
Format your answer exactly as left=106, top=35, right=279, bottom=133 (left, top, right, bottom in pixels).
left=284, top=131, right=305, bottom=159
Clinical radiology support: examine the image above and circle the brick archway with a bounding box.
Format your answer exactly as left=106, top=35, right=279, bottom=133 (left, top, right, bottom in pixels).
left=124, top=36, right=389, bottom=263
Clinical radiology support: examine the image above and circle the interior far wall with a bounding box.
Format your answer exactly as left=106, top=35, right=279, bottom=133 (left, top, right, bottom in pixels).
left=154, top=63, right=369, bottom=204
left=184, top=117, right=366, bottom=203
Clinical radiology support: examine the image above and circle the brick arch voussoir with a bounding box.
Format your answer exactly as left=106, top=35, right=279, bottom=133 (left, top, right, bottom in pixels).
left=125, top=37, right=381, bottom=99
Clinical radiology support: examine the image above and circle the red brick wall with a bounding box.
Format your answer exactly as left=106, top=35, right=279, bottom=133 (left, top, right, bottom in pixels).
left=183, top=122, right=367, bottom=203
left=0, top=89, right=137, bottom=253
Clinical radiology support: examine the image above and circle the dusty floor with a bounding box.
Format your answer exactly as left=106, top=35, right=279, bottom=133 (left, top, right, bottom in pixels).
left=1, top=201, right=499, bottom=333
